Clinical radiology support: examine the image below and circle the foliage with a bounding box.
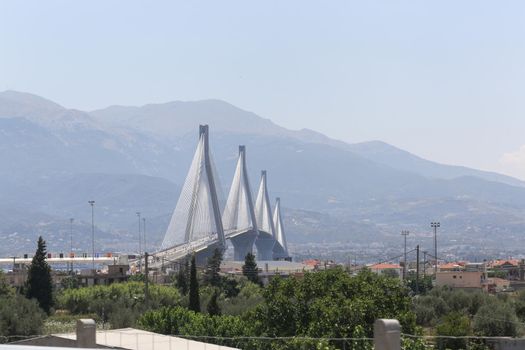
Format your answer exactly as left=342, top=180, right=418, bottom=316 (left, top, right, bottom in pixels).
left=412, top=287, right=491, bottom=328
left=203, top=248, right=223, bottom=288
left=175, top=259, right=190, bottom=295
left=0, top=271, right=14, bottom=298
left=436, top=312, right=470, bottom=349
left=128, top=273, right=146, bottom=282
left=207, top=288, right=221, bottom=316
left=0, top=294, right=45, bottom=339
left=138, top=306, right=255, bottom=348
left=57, top=281, right=181, bottom=328
left=406, top=275, right=433, bottom=294
left=26, top=236, right=54, bottom=314
left=473, top=299, right=520, bottom=337
left=139, top=269, right=416, bottom=350
left=254, top=268, right=416, bottom=340
left=242, top=252, right=259, bottom=284
left=60, top=276, right=79, bottom=290
left=189, top=255, right=200, bottom=313
left=220, top=280, right=263, bottom=316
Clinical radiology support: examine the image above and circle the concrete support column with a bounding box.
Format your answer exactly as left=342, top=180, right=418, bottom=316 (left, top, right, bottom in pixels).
left=76, top=319, right=96, bottom=348
left=374, top=319, right=400, bottom=350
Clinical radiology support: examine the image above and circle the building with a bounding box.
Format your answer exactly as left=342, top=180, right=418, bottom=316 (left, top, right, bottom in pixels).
left=368, top=263, right=402, bottom=279
left=436, top=270, right=486, bottom=290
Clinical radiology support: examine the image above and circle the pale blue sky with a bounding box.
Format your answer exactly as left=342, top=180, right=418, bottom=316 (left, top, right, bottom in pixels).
left=1, top=1, right=525, bottom=178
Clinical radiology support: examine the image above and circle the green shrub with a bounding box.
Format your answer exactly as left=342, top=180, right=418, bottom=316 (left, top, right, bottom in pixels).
left=0, top=295, right=45, bottom=339
left=57, top=282, right=181, bottom=328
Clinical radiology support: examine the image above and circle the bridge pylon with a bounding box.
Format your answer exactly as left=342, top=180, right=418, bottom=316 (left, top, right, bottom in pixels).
left=272, top=197, right=290, bottom=260
left=160, top=125, right=225, bottom=264
left=223, top=146, right=259, bottom=261
left=254, top=170, right=276, bottom=260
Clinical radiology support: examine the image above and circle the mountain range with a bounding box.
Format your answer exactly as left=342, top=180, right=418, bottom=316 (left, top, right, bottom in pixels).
left=0, top=90, right=524, bottom=257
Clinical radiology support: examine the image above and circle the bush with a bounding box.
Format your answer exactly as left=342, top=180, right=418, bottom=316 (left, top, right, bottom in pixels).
left=473, top=300, right=520, bottom=337
left=436, top=312, right=470, bottom=349
left=0, top=295, right=45, bottom=339
left=57, top=282, right=182, bottom=328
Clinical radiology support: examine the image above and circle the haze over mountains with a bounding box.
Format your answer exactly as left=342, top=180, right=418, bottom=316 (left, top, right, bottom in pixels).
left=0, top=90, right=524, bottom=257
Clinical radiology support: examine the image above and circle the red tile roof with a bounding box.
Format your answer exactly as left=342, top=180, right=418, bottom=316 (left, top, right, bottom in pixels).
left=369, top=263, right=401, bottom=270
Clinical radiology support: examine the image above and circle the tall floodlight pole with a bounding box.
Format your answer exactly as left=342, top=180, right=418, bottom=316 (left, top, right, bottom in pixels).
left=88, top=201, right=95, bottom=273
left=69, top=218, right=74, bottom=273
left=401, top=230, right=409, bottom=280
left=431, top=222, right=440, bottom=276
left=143, top=217, right=146, bottom=255
left=136, top=212, right=141, bottom=272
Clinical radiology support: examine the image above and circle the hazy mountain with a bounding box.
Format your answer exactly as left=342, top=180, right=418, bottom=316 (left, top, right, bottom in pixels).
left=2, top=90, right=525, bottom=257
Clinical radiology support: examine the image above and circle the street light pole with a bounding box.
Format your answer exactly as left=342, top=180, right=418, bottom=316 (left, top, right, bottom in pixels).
left=136, top=212, right=141, bottom=272
left=143, top=217, right=146, bottom=256
left=70, top=218, right=74, bottom=273
left=401, top=230, right=409, bottom=280
left=88, top=201, right=95, bottom=273
left=431, top=222, right=440, bottom=276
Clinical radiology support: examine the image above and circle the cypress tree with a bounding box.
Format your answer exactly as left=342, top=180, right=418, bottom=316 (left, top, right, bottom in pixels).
left=206, top=288, right=221, bottom=316
left=188, top=255, right=200, bottom=312
left=176, top=259, right=189, bottom=295
left=203, top=248, right=223, bottom=287
left=26, top=236, right=53, bottom=314
left=242, top=252, right=260, bottom=284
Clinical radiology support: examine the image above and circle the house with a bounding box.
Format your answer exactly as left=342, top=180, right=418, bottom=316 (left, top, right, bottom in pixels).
left=368, top=263, right=402, bottom=279
left=439, top=262, right=465, bottom=272
left=436, top=270, right=486, bottom=290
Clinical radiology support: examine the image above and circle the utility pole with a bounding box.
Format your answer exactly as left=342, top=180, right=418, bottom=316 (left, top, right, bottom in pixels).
left=423, top=251, right=427, bottom=279
left=144, top=252, right=149, bottom=307
left=70, top=218, right=74, bottom=273
left=136, top=212, right=141, bottom=272
left=416, top=245, right=420, bottom=294
left=88, top=201, right=95, bottom=273
left=401, top=230, right=409, bottom=280
left=431, top=222, right=440, bottom=276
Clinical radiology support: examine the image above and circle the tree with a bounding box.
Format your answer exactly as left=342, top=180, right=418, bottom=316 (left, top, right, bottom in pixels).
left=242, top=253, right=259, bottom=284
left=204, top=248, right=223, bottom=287
left=473, top=300, right=519, bottom=337
left=207, top=288, right=221, bottom=316
left=26, top=236, right=53, bottom=314
left=176, top=259, right=190, bottom=295
left=436, top=312, right=470, bottom=349
left=189, top=255, right=200, bottom=312
left=0, top=270, right=14, bottom=298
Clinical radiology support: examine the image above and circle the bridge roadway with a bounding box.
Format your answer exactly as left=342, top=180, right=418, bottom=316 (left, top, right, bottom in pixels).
left=0, top=256, right=119, bottom=266
left=146, top=234, right=220, bottom=269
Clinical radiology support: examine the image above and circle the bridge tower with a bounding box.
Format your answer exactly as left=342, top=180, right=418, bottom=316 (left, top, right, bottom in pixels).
left=254, top=171, right=276, bottom=260
left=223, top=146, right=259, bottom=261
left=272, top=197, right=290, bottom=260
left=161, top=125, right=225, bottom=263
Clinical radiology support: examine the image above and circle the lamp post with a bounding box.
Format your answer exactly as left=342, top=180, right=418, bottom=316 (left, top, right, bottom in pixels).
left=88, top=201, right=95, bottom=273
left=136, top=212, right=141, bottom=272
left=69, top=218, right=74, bottom=273
left=143, top=217, right=146, bottom=255
left=401, top=230, right=409, bottom=280
left=431, top=222, right=440, bottom=276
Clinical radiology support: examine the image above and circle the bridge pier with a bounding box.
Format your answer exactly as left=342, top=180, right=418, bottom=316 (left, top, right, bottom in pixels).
left=255, top=231, right=276, bottom=261
left=230, top=231, right=258, bottom=261
left=272, top=242, right=289, bottom=260
left=194, top=242, right=224, bottom=266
